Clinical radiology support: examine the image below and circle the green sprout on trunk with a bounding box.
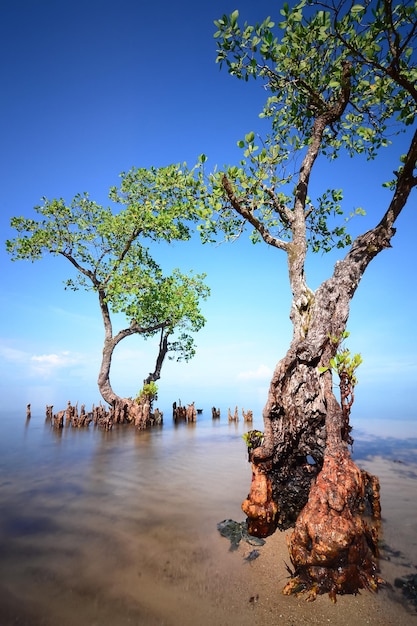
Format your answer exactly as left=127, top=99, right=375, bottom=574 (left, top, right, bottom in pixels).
left=320, top=332, right=363, bottom=387
left=136, top=381, right=158, bottom=405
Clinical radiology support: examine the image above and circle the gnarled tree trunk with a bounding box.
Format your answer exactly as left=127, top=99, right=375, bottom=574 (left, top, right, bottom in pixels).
left=242, top=225, right=397, bottom=598
left=97, top=289, right=168, bottom=429
left=282, top=379, right=381, bottom=601
left=98, top=336, right=153, bottom=429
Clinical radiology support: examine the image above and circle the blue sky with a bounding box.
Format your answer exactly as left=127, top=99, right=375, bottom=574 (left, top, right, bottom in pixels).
left=1, top=0, right=416, bottom=432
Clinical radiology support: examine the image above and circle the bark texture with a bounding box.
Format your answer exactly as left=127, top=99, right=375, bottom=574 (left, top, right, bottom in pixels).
left=45, top=399, right=160, bottom=430
left=241, top=220, right=404, bottom=597
left=282, top=388, right=382, bottom=601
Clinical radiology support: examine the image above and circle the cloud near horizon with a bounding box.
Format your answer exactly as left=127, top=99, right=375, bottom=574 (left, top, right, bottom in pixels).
left=30, top=351, right=81, bottom=377
left=237, top=364, right=272, bottom=381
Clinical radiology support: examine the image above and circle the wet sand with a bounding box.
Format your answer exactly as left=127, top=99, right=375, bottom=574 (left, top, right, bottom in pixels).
left=2, top=510, right=414, bottom=626
left=0, top=413, right=416, bottom=625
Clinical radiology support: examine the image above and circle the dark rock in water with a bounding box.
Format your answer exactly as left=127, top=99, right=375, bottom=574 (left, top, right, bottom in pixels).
left=394, top=572, right=417, bottom=610
left=217, top=519, right=244, bottom=551
left=244, top=549, right=260, bottom=562
left=217, top=519, right=266, bottom=552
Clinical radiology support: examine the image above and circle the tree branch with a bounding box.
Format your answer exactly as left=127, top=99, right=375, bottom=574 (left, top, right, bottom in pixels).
left=221, top=174, right=289, bottom=251
left=112, top=320, right=168, bottom=347
left=294, top=61, right=352, bottom=215
left=377, top=126, right=417, bottom=231
left=330, top=126, right=417, bottom=302
left=144, top=328, right=170, bottom=385
left=102, top=227, right=142, bottom=286
left=260, top=182, right=294, bottom=227
left=59, top=251, right=98, bottom=286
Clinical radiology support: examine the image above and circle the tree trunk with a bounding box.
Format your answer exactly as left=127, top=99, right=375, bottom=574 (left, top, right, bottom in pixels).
left=283, top=378, right=382, bottom=601
left=242, top=340, right=327, bottom=533
left=242, top=335, right=382, bottom=599
left=96, top=291, right=166, bottom=429
left=242, top=234, right=390, bottom=598
left=97, top=336, right=153, bottom=428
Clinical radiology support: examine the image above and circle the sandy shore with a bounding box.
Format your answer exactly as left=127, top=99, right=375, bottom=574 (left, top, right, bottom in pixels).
left=239, top=530, right=416, bottom=626
left=231, top=453, right=417, bottom=626
left=1, top=528, right=414, bottom=626
left=2, top=502, right=415, bottom=626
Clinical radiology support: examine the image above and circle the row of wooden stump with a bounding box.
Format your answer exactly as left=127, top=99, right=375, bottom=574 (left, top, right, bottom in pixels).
left=44, top=401, right=130, bottom=431
left=172, top=402, right=253, bottom=423
left=26, top=401, right=255, bottom=429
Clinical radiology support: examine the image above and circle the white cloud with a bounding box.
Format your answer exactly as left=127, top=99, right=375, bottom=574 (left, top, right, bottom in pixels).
left=30, top=351, right=80, bottom=376
left=0, top=339, right=91, bottom=381
left=31, top=352, right=71, bottom=365
left=237, top=364, right=272, bottom=381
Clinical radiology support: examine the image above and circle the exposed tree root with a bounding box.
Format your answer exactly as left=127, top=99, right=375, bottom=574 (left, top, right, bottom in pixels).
left=46, top=398, right=163, bottom=430
left=242, top=460, right=278, bottom=537
left=282, top=447, right=382, bottom=602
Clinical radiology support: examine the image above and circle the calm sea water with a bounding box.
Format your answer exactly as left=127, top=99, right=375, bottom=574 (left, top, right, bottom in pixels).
left=0, top=407, right=416, bottom=625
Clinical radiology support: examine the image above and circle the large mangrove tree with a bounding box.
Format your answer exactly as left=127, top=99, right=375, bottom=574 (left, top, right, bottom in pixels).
left=197, top=0, right=417, bottom=599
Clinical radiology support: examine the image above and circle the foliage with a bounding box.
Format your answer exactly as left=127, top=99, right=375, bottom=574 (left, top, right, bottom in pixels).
left=242, top=430, right=264, bottom=450
left=330, top=349, right=363, bottom=387
left=319, top=332, right=363, bottom=388
left=6, top=164, right=210, bottom=379
left=136, top=381, right=159, bottom=404
left=197, top=1, right=417, bottom=254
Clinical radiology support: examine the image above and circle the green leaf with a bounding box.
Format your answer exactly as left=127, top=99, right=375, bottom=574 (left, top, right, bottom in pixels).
left=230, top=9, right=239, bottom=26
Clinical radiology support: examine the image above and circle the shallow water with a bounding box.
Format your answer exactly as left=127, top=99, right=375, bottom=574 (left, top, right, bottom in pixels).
left=0, top=408, right=416, bottom=625
left=0, top=410, right=260, bottom=625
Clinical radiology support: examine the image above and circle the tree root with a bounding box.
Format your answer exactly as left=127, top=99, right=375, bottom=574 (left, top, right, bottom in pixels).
left=45, top=398, right=162, bottom=430
left=282, top=448, right=383, bottom=601
left=242, top=460, right=278, bottom=537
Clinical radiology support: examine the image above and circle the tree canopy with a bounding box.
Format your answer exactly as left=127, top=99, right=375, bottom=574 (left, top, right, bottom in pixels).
left=198, top=0, right=416, bottom=256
